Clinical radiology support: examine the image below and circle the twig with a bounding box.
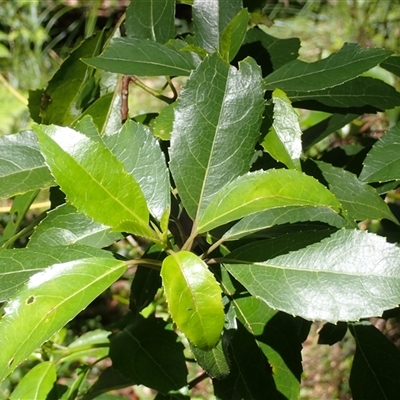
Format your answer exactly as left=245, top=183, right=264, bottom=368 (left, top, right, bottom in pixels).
left=0, top=74, right=28, bottom=105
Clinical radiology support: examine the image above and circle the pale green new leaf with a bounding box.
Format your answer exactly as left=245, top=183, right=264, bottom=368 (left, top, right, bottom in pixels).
left=198, top=169, right=342, bottom=233
left=0, top=257, right=126, bottom=382
left=316, top=161, right=398, bottom=223
left=170, top=53, right=265, bottom=220
left=28, top=203, right=123, bottom=248
left=103, top=120, right=170, bottom=220
left=359, top=121, right=400, bottom=183
left=262, top=89, right=302, bottom=170
left=0, top=245, right=117, bottom=302
left=9, top=361, right=56, bottom=400
left=220, top=9, right=249, bottom=62
left=264, top=43, right=392, bottom=91
left=161, top=251, right=224, bottom=350
left=125, top=0, right=174, bottom=43
left=223, top=206, right=348, bottom=241
left=34, top=124, right=155, bottom=239
left=84, top=37, right=200, bottom=76
left=0, top=131, right=54, bottom=199
left=225, top=229, right=400, bottom=322
left=192, top=0, right=242, bottom=53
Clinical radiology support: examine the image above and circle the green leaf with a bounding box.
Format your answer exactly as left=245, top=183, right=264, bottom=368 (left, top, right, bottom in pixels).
left=231, top=296, right=302, bottom=399
left=262, top=89, right=302, bottom=170
left=350, top=322, right=400, bottom=399
left=318, top=322, right=347, bottom=345
left=290, top=76, right=400, bottom=112
left=109, top=315, right=187, bottom=394
left=264, top=43, right=392, bottom=91
left=34, top=124, right=155, bottom=239
left=0, top=131, right=54, bottom=199
left=213, top=320, right=278, bottom=399
left=103, top=120, right=170, bottom=220
left=220, top=9, right=249, bottom=62
left=192, top=0, right=242, bottom=53
left=241, top=27, right=300, bottom=72
left=161, top=251, right=224, bottom=350
left=380, top=55, right=400, bottom=77
left=170, top=53, right=265, bottom=220
left=74, top=115, right=102, bottom=142
left=84, top=38, right=200, bottom=76
left=0, top=257, right=126, bottom=382
left=152, top=103, right=176, bottom=140
left=224, top=229, right=400, bottom=322
left=316, top=161, right=398, bottom=223
left=190, top=335, right=230, bottom=379
left=28, top=203, right=122, bottom=248
left=222, top=206, right=347, bottom=241
left=125, top=0, right=174, bottom=43
left=9, top=361, right=56, bottom=400
left=359, top=121, right=400, bottom=183
left=40, top=30, right=110, bottom=126
left=0, top=245, right=115, bottom=302
left=197, top=169, right=342, bottom=234
left=302, top=113, right=358, bottom=150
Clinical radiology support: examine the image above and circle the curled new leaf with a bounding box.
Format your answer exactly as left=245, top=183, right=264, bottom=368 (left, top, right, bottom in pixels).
left=161, top=251, right=224, bottom=350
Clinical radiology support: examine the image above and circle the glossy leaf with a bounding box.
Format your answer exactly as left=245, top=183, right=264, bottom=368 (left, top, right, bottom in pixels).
left=350, top=322, right=400, bottom=399
left=9, top=361, right=56, bottom=400
left=152, top=103, right=176, bottom=140
left=0, top=131, right=54, bottom=199
left=34, top=124, right=155, bottom=239
left=161, top=251, right=224, bottom=350
left=192, top=0, right=242, bottom=53
left=0, top=245, right=115, bottom=302
left=222, top=206, right=347, bottom=241
left=290, top=76, right=400, bottom=112
left=28, top=203, right=122, bottom=248
left=380, top=55, right=400, bottom=77
left=170, top=53, right=265, bottom=220
left=220, top=9, right=248, bottom=62
left=262, top=89, right=302, bottom=170
left=231, top=296, right=302, bottom=399
left=125, top=0, right=174, bottom=43
left=359, top=121, right=400, bottom=183
left=316, top=161, right=397, bottom=223
left=0, top=257, right=126, bottom=382
left=197, top=169, right=342, bottom=233
left=84, top=37, right=200, bottom=76
left=264, top=43, right=392, bottom=91
left=103, top=120, right=170, bottom=220
left=224, top=229, right=400, bottom=322
left=39, top=30, right=110, bottom=126
left=110, top=315, right=187, bottom=394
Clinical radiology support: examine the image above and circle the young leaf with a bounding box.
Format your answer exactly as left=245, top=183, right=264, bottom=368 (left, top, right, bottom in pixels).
left=9, top=361, right=56, bottom=400
left=315, top=161, right=398, bottom=223
left=34, top=124, right=155, bottom=239
left=0, top=245, right=115, bottom=302
left=109, top=315, right=188, bottom=394
left=222, top=206, right=347, bottom=241
left=359, top=121, right=400, bottom=183
left=103, top=120, right=170, bottom=221
left=39, top=30, right=111, bottom=126
left=161, top=251, right=224, bottom=350
left=197, top=169, right=342, bottom=233
left=220, top=9, right=249, bottom=62
left=262, top=89, right=302, bottom=170
left=264, top=43, right=392, bottom=91
left=28, top=203, right=122, bottom=248
left=350, top=322, right=400, bottom=398
left=0, top=257, right=126, bottom=383
left=84, top=37, right=200, bottom=76
left=169, top=53, right=265, bottom=220
left=0, top=131, right=54, bottom=199
left=224, top=229, right=400, bottom=322
left=125, top=0, right=175, bottom=43
left=192, top=0, right=242, bottom=53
